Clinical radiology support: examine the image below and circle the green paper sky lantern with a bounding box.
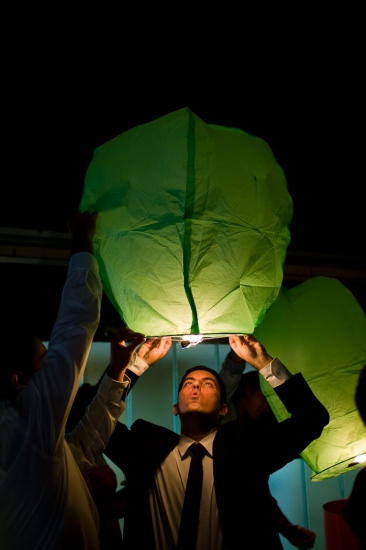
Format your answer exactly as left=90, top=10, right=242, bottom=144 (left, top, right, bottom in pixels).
left=253, top=277, right=366, bottom=481
left=80, top=107, right=293, bottom=340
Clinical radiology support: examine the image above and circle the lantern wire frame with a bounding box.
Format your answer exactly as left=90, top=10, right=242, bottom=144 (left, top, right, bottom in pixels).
left=103, top=326, right=245, bottom=348
left=142, top=333, right=246, bottom=348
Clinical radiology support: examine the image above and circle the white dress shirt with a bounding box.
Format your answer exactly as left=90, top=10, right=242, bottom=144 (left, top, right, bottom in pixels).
left=150, top=431, right=222, bottom=550
left=0, top=252, right=128, bottom=550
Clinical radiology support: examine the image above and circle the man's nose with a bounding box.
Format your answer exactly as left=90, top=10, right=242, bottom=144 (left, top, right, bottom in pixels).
left=193, top=382, right=201, bottom=390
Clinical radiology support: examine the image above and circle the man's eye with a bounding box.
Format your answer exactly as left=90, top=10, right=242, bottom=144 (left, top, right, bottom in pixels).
left=185, top=381, right=192, bottom=386
left=204, top=382, right=213, bottom=386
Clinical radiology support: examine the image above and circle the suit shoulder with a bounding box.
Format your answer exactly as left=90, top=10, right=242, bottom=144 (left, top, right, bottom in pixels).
left=131, top=419, right=179, bottom=446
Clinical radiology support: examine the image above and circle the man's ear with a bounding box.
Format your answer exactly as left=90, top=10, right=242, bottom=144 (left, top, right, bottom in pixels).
left=11, top=371, right=28, bottom=392
left=173, top=403, right=179, bottom=416
left=218, top=403, right=228, bottom=417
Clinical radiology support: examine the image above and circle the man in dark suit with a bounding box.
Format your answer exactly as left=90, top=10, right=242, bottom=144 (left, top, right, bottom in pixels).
left=104, top=334, right=330, bottom=550
left=343, top=364, right=366, bottom=548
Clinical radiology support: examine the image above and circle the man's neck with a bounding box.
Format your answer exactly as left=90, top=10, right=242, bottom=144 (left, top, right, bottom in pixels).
left=180, top=413, right=219, bottom=441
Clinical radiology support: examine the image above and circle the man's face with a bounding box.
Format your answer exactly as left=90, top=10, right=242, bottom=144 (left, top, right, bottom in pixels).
left=173, top=370, right=227, bottom=419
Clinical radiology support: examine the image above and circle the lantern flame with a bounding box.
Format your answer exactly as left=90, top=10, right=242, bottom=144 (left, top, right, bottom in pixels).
left=354, top=453, right=366, bottom=464
left=180, top=335, right=203, bottom=348
left=348, top=453, right=366, bottom=467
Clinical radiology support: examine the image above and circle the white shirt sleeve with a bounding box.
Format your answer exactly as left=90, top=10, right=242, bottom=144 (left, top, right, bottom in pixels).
left=66, top=374, right=129, bottom=472
left=259, top=358, right=292, bottom=388
left=128, top=354, right=150, bottom=376
left=18, top=251, right=103, bottom=454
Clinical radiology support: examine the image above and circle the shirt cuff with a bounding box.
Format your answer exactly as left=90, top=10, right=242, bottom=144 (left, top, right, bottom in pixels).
left=259, top=358, right=292, bottom=388
left=128, top=355, right=150, bottom=376
left=68, top=251, right=99, bottom=274
left=100, top=372, right=130, bottom=401
left=222, top=353, right=246, bottom=375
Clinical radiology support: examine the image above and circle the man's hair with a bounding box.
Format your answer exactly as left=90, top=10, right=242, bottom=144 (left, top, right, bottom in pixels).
left=232, top=370, right=260, bottom=408
left=355, top=364, right=366, bottom=426
left=0, top=328, right=38, bottom=399
left=178, top=366, right=227, bottom=404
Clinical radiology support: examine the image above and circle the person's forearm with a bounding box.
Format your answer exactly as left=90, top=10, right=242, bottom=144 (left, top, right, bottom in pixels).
left=66, top=374, right=128, bottom=472
left=219, top=352, right=246, bottom=400
left=265, top=373, right=330, bottom=475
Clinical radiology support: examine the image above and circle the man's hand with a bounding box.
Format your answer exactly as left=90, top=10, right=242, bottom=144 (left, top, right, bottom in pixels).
left=107, top=327, right=146, bottom=381
left=67, top=210, right=98, bottom=256
left=281, top=524, right=316, bottom=549
left=228, top=334, right=272, bottom=371
left=137, top=337, right=172, bottom=366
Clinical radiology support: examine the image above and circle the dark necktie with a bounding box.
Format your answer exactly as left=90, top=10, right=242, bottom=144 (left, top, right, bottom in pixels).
left=176, top=442, right=206, bottom=550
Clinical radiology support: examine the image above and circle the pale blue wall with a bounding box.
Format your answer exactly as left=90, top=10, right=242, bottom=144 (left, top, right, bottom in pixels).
left=83, top=341, right=361, bottom=550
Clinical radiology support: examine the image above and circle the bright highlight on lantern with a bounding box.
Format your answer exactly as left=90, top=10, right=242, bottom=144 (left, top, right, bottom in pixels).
left=180, top=335, right=203, bottom=348
left=348, top=453, right=366, bottom=467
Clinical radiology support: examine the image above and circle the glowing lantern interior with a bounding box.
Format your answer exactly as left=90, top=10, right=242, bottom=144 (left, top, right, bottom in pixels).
left=80, top=107, right=293, bottom=337
left=254, top=277, right=366, bottom=481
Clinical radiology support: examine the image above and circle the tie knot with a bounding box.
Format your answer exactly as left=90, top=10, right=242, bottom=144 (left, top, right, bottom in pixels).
left=190, top=442, right=206, bottom=460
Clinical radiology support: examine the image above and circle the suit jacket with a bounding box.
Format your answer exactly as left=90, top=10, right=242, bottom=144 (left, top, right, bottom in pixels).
left=105, top=373, right=329, bottom=550
left=343, top=466, right=366, bottom=547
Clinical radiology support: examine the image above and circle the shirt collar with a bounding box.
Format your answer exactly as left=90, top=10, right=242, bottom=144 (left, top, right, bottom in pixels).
left=177, top=431, right=217, bottom=459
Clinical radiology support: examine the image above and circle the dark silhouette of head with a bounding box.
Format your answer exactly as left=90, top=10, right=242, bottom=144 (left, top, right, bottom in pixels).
left=355, top=365, right=366, bottom=426
left=232, top=370, right=277, bottom=426
left=0, top=324, right=46, bottom=401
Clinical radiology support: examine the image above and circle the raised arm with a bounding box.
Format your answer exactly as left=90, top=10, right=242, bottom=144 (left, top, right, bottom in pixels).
left=220, top=347, right=246, bottom=392
left=136, top=337, right=172, bottom=367
left=102, top=336, right=172, bottom=474
left=218, top=347, right=247, bottom=423
left=228, top=334, right=273, bottom=371
left=120, top=336, right=172, bottom=389
left=19, top=211, right=102, bottom=452
left=229, top=334, right=330, bottom=474
left=107, top=327, right=146, bottom=381
left=66, top=327, right=146, bottom=471
left=67, top=335, right=172, bottom=432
